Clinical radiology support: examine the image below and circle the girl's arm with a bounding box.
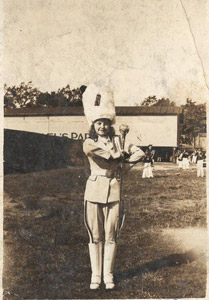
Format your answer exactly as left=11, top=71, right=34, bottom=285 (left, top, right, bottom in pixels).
left=83, top=138, right=121, bottom=160
left=125, top=144, right=145, bottom=163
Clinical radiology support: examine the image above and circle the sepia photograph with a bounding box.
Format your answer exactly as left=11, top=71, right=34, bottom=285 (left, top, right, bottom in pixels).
left=1, top=0, right=208, bottom=299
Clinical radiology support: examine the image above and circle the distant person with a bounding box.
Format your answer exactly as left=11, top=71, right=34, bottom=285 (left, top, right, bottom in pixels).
left=147, top=144, right=155, bottom=164
left=192, top=149, right=198, bottom=164
left=175, top=149, right=181, bottom=165
left=172, top=147, right=177, bottom=163
left=196, top=149, right=205, bottom=177
left=142, top=147, right=154, bottom=178
left=182, top=150, right=190, bottom=169
left=177, top=150, right=183, bottom=168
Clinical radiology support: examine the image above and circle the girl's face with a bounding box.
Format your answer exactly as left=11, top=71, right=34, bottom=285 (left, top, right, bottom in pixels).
left=94, top=118, right=110, bottom=137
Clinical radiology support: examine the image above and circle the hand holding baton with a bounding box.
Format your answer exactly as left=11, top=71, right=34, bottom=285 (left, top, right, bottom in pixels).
left=119, top=124, right=130, bottom=149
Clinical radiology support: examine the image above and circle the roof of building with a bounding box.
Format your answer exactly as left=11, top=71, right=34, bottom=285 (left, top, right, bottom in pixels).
left=4, top=106, right=183, bottom=117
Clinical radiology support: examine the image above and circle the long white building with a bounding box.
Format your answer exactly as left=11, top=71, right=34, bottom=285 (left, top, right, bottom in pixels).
left=4, top=106, right=183, bottom=148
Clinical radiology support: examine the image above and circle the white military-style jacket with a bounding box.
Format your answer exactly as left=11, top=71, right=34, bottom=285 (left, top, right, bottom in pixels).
left=83, top=136, right=144, bottom=204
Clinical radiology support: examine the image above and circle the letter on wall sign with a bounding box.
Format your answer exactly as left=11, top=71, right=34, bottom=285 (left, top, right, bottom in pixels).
left=62, top=133, right=68, bottom=137
left=71, top=132, right=78, bottom=139
left=47, top=133, right=55, bottom=136
left=85, top=133, right=90, bottom=139
left=78, top=133, right=84, bottom=140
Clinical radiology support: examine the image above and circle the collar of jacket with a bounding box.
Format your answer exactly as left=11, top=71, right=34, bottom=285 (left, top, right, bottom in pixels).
left=97, top=136, right=111, bottom=146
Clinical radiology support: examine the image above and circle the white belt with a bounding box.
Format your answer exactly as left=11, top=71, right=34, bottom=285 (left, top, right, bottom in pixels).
left=91, top=170, right=107, bottom=176
left=91, top=169, right=115, bottom=178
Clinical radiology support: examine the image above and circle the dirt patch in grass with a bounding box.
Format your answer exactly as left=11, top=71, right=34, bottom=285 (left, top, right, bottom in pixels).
left=3, top=165, right=207, bottom=299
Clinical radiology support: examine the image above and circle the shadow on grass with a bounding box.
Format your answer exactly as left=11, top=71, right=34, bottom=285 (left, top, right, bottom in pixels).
left=115, top=250, right=196, bottom=283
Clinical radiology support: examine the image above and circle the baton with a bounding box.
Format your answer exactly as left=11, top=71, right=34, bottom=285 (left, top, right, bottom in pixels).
left=118, top=124, right=129, bottom=230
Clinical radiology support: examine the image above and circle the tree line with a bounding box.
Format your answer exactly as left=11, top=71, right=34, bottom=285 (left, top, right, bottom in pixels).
left=4, top=82, right=206, bottom=145
left=141, top=95, right=206, bottom=145
left=4, top=82, right=87, bottom=109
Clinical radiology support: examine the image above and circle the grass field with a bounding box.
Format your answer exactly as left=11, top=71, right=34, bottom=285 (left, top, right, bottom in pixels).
left=3, top=163, right=207, bottom=299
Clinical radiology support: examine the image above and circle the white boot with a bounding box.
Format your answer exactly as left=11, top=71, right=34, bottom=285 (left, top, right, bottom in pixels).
left=103, top=242, right=117, bottom=289
left=88, top=242, right=103, bottom=289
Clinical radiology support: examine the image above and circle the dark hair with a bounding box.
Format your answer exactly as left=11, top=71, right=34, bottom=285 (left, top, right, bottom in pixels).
left=89, top=122, right=115, bottom=141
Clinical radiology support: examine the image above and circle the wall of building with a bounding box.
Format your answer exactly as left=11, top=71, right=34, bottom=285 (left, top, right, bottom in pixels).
left=4, top=115, right=178, bottom=147
left=4, top=108, right=181, bottom=173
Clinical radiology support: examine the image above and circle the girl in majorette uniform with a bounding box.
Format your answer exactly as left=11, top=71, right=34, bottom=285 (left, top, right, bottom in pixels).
left=82, top=84, right=145, bottom=290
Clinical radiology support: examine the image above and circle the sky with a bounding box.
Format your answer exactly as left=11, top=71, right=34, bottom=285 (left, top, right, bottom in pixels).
left=2, top=0, right=209, bottom=105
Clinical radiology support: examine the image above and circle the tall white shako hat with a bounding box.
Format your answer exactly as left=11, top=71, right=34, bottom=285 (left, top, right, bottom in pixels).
left=82, top=83, right=116, bottom=126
